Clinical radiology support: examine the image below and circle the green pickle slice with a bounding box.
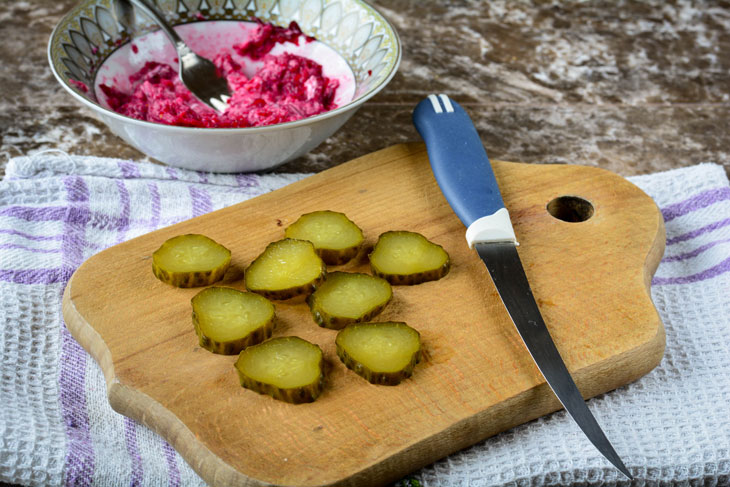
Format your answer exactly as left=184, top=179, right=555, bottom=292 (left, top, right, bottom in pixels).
left=191, top=287, right=274, bottom=355
left=369, top=231, right=450, bottom=285
left=307, top=272, right=392, bottom=329
left=244, top=238, right=326, bottom=300
left=235, top=336, right=325, bottom=403
left=285, top=211, right=364, bottom=265
left=152, top=234, right=231, bottom=287
left=336, top=321, right=421, bottom=385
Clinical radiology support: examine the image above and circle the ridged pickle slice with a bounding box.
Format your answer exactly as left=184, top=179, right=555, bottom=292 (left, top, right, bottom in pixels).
left=369, top=231, right=450, bottom=285
left=191, top=287, right=274, bottom=355
left=235, top=336, right=325, bottom=403
left=244, top=238, right=326, bottom=300
left=307, top=272, right=392, bottom=329
left=152, top=234, right=231, bottom=287
left=336, top=321, right=421, bottom=385
left=285, top=211, right=364, bottom=265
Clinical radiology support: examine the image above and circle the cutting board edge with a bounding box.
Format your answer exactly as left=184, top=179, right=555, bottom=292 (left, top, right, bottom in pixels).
left=62, top=271, right=666, bottom=487
left=63, top=279, right=269, bottom=487
left=355, top=319, right=666, bottom=485
left=59, top=143, right=670, bottom=487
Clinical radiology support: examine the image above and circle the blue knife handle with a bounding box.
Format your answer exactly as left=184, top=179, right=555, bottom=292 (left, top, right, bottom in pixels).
left=412, top=95, right=505, bottom=228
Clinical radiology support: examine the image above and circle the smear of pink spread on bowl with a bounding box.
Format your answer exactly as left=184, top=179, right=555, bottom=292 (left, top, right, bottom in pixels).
left=100, top=21, right=341, bottom=128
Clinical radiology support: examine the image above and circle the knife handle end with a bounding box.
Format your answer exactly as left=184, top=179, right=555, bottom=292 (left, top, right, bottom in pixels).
left=412, top=95, right=508, bottom=230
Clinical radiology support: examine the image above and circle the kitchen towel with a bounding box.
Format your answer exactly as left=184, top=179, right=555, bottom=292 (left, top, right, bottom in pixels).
left=0, top=152, right=728, bottom=486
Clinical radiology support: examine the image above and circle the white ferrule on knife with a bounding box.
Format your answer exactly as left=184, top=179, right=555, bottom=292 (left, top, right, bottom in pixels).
left=465, top=208, right=518, bottom=249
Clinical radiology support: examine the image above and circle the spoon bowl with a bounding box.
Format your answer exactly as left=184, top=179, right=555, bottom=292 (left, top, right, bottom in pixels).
left=116, top=0, right=231, bottom=112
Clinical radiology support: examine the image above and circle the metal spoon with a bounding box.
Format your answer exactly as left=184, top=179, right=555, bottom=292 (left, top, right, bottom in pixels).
left=114, top=0, right=231, bottom=112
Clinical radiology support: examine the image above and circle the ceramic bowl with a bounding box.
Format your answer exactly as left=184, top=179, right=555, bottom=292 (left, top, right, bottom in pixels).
left=48, top=0, right=400, bottom=172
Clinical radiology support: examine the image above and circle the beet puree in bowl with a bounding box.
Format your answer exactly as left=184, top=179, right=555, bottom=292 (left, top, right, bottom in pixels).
left=48, top=0, right=400, bottom=172
left=99, top=21, right=356, bottom=129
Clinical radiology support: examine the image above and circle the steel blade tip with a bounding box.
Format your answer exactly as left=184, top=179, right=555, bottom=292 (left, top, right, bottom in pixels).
left=613, top=457, right=633, bottom=480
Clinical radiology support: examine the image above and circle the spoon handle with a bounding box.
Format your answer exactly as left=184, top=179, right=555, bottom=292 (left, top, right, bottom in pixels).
left=121, top=0, right=186, bottom=48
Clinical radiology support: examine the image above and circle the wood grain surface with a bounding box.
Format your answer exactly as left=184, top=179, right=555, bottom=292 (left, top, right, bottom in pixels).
left=62, top=143, right=666, bottom=487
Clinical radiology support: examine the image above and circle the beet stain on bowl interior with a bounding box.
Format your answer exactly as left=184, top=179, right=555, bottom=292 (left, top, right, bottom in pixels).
left=48, top=0, right=401, bottom=173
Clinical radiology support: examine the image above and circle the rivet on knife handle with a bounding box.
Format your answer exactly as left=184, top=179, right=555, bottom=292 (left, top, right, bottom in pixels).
left=412, top=94, right=633, bottom=480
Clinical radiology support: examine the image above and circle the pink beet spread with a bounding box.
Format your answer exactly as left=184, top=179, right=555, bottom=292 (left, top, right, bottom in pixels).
left=100, top=21, right=340, bottom=128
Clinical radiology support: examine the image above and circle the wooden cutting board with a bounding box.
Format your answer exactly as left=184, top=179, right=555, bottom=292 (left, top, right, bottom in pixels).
left=62, top=143, right=665, bottom=487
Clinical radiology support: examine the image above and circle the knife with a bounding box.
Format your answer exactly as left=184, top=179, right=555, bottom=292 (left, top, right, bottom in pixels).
left=412, top=94, right=633, bottom=479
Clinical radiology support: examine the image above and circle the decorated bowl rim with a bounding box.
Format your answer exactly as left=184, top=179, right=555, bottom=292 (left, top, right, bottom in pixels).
left=47, top=0, right=401, bottom=133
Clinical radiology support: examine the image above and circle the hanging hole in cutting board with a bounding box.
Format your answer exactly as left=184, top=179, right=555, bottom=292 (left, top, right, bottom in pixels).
left=546, top=196, right=594, bottom=222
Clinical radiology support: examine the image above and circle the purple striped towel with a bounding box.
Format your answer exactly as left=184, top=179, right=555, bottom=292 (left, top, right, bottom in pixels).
left=0, top=152, right=306, bottom=487
left=0, top=153, right=728, bottom=486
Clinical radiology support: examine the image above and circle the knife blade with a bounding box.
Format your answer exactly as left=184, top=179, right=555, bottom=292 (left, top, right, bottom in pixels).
left=412, top=94, right=632, bottom=479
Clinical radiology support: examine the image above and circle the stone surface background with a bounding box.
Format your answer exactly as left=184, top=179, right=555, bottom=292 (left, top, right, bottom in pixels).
left=1, top=1, right=729, bottom=176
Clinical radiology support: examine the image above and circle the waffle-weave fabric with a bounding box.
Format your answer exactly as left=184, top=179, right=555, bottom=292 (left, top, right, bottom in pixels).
left=1, top=153, right=728, bottom=486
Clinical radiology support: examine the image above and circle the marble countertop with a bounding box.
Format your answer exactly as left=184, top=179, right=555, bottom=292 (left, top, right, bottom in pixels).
left=2, top=0, right=729, bottom=177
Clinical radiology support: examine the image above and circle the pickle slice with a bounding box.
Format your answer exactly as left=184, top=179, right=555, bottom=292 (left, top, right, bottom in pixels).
left=307, top=272, right=392, bottom=329
left=284, top=211, right=364, bottom=265
left=369, top=231, right=450, bottom=285
left=245, top=238, right=326, bottom=300
left=234, top=336, right=325, bottom=404
left=191, top=287, right=275, bottom=355
left=152, top=234, right=231, bottom=287
left=336, top=322, right=421, bottom=386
